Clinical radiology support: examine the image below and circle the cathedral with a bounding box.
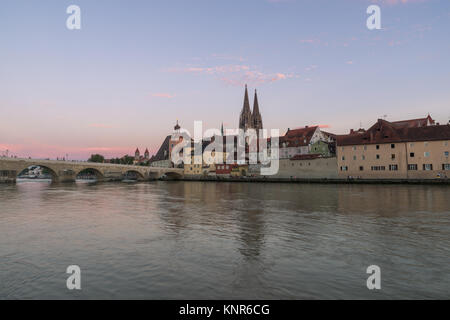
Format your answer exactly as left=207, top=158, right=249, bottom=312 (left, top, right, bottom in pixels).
left=239, top=85, right=263, bottom=132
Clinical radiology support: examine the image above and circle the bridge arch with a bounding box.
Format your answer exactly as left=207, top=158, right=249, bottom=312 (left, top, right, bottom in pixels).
left=163, top=171, right=183, bottom=180
left=76, top=168, right=104, bottom=181
left=17, top=164, right=58, bottom=182
left=123, top=170, right=145, bottom=181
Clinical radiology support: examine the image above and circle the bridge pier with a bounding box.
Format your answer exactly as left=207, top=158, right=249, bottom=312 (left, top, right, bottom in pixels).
left=0, top=170, right=17, bottom=183
left=149, top=172, right=161, bottom=180
left=55, top=169, right=77, bottom=183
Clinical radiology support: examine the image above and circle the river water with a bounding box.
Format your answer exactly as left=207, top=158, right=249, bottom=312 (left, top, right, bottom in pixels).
left=0, top=180, right=449, bottom=299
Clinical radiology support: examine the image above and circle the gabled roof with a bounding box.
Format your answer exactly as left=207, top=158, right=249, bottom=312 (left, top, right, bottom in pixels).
left=285, top=126, right=318, bottom=138
left=280, top=126, right=318, bottom=147
left=337, top=118, right=450, bottom=146
left=390, top=115, right=434, bottom=128
left=150, top=135, right=171, bottom=162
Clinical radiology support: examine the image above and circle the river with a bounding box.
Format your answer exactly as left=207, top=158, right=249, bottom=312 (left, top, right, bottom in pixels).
left=0, top=180, right=449, bottom=299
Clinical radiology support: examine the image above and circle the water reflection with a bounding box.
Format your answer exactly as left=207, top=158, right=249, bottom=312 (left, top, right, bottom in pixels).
left=0, top=181, right=449, bottom=299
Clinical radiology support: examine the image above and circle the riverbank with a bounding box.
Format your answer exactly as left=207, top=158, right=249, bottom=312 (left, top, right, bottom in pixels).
left=179, top=176, right=450, bottom=185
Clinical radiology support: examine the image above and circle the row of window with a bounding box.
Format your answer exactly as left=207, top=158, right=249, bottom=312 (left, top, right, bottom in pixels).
left=342, top=141, right=449, bottom=151
left=343, top=151, right=449, bottom=161
left=341, top=164, right=450, bottom=171
left=217, top=165, right=231, bottom=170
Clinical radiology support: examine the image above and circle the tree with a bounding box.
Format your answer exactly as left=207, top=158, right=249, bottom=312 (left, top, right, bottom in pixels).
left=88, top=154, right=105, bottom=163
left=120, top=155, right=134, bottom=165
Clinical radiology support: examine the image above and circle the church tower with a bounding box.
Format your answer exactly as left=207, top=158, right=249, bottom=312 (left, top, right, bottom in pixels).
left=252, top=89, right=263, bottom=132
left=239, top=84, right=253, bottom=131
left=135, top=148, right=140, bottom=161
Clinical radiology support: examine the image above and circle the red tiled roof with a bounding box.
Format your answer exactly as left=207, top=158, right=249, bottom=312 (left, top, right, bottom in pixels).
left=280, top=126, right=318, bottom=147
left=285, top=126, right=318, bottom=138
left=337, top=119, right=450, bottom=146
left=390, top=115, right=434, bottom=128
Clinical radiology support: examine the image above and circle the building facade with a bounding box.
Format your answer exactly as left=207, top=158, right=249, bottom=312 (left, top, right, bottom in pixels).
left=279, top=126, right=335, bottom=159
left=337, top=117, right=450, bottom=179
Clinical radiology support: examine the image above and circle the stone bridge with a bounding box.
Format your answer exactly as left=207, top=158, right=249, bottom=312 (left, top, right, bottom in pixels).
left=0, top=157, right=184, bottom=183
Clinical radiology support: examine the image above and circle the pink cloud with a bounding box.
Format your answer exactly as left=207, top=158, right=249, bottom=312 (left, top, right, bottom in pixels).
left=151, top=93, right=175, bottom=99
left=167, top=63, right=297, bottom=86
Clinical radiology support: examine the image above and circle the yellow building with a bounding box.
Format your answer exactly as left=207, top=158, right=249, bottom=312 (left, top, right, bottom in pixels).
left=230, top=165, right=249, bottom=177
left=183, top=145, right=203, bottom=176
left=336, top=117, right=450, bottom=180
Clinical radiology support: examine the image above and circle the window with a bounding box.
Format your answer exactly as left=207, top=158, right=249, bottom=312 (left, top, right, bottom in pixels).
left=424, top=142, right=428, bottom=147
left=389, top=164, right=398, bottom=171
left=362, top=155, right=365, bottom=160
left=410, top=143, right=414, bottom=147
left=341, top=147, right=345, bottom=151
left=445, top=151, right=449, bottom=157
left=445, top=141, right=449, bottom=147
left=391, top=154, right=396, bottom=160
left=376, top=154, right=380, bottom=159
left=341, top=156, right=345, bottom=161
left=410, top=152, right=415, bottom=158
left=353, top=156, right=356, bottom=160
left=359, top=166, right=364, bottom=171
left=340, top=166, right=348, bottom=171
left=423, top=164, right=433, bottom=171
left=371, top=166, right=386, bottom=171
left=352, top=146, right=356, bottom=151
left=364, top=145, right=367, bottom=151
left=424, top=152, right=430, bottom=157
left=443, top=164, right=450, bottom=170
left=391, top=144, right=395, bottom=149
left=376, top=145, right=380, bottom=150
left=408, top=164, right=418, bottom=171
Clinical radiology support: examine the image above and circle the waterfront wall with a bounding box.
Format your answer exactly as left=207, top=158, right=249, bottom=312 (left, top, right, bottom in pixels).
left=273, top=157, right=338, bottom=179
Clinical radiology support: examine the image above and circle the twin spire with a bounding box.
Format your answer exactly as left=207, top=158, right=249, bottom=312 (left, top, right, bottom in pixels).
left=239, top=84, right=263, bottom=131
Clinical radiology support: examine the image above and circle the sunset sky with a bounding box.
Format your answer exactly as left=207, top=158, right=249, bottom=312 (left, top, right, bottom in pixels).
left=1, top=0, right=449, bottom=160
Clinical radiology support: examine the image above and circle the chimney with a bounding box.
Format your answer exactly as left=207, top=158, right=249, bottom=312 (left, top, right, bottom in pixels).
left=350, top=129, right=354, bottom=134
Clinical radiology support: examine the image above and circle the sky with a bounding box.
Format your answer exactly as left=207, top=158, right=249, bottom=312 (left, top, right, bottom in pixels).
left=0, top=0, right=449, bottom=160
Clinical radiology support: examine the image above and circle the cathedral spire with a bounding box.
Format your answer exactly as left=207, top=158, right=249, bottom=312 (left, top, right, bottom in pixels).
left=242, top=84, right=250, bottom=113
left=253, top=89, right=260, bottom=116
left=239, top=84, right=252, bottom=130
left=252, top=89, right=263, bottom=131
